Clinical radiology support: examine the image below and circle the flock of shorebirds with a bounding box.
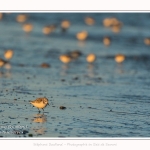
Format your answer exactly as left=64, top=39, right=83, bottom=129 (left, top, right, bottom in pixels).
left=0, top=13, right=149, bottom=113
left=0, top=13, right=129, bottom=69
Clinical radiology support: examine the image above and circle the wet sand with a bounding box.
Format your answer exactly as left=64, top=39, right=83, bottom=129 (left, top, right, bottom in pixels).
left=0, top=13, right=150, bottom=137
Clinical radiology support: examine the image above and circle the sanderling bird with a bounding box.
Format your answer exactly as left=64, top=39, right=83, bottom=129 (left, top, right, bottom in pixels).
left=16, top=14, right=28, bottom=23
left=59, top=54, right=72, bottom=64
left=0, top=58, right=7, bottom=67
left=61, top=20, right=70, bottom=32
left=42, top=24, right=56, bottom=35
left=103, top=36, right=111, bottom=46
left=29, top=97, right=49, bottom=113
left=115, top=54, right=125, bottom=63
left=4, top=49, right=14, bottom=60
left=22, top=23, right=33, bottom=33
left=86, top=53, right=96, bottom=63
left=76, top=30, right=88, bottom=41
left=84, top=16, right=95, bottom=26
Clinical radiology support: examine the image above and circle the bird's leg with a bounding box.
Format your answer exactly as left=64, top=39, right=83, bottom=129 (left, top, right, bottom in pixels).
left=42, top=108, right=44, bottom=111
left=38, top=108, right=41, bottom=113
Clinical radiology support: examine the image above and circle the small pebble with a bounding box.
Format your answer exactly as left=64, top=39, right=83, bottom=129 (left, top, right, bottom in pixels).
left=28, top=134, right=33, bottom=137
left=59, top=106, right=66, bottom=110
left=61, top=79, right=65, bottom=82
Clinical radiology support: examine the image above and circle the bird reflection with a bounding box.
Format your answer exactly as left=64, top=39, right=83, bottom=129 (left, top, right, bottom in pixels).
left=33, top=127, right=47, bottom=135
left=32, top=113, right=47, bottom=123
left=115, top=63, right=124, bottom=74
left=31, top=114, right=47, bottom=135
left=0, top=62, right=12, bottom=78
left=87, top=64, right=95, bottom=78
left=60, top=64, right=69, bottom=76
left=77, top=41, right=86, bottom=47
left=0, top=71, right=11, bottom=78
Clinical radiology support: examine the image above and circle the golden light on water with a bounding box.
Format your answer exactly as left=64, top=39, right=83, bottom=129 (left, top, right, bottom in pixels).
left=76, top=31, right=88, bottom=41
left=144, top=38, right=150, bottom=45
left=22, top=23, right=33, bottom=33
left=84, top=17, right=95, bottom=25
left=103, top=37, right=111, bottom=46
left=59, top=54, right=72, bottom=64
left=86, top=53, right=96, bottom=63
left=4, top=49, right=14, bottom=60
left=16, top=14, right=27, bottom=23
left=115, top=54, right=125, bottom=63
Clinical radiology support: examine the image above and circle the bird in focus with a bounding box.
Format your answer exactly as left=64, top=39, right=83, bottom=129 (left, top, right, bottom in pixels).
left=29, top=97, right=49, bottom=113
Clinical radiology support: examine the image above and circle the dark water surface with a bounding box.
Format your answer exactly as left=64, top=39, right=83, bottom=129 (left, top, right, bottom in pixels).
left=0, top=13, right=150, bottom=137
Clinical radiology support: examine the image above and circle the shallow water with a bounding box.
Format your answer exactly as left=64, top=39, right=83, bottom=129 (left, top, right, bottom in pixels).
left=0, top=13, right=150, bottom=137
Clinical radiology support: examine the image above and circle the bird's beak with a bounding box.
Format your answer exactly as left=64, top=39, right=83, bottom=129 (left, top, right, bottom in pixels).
left=47, top=103, right=50, bottom=106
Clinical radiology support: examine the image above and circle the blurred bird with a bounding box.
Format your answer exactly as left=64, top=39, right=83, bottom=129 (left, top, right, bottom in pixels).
left=42, top=24, right=57, bottom=35
left=16, top=14, right=28, bottom=23
left=86, top=53, right=96, bottom=63
left=84, top=17, right=95, bottom=25
left=22, top=23, right=33, bottom=33
left=103, top=37, right=111, bottom=46
left=76, top=31, right=88, bottom=41
left=67, top=50, right=82, bottom=60
left=115, top=54, right=125, bottom=63
left=0, top=58, right=7, bottom=67
left=144, top=38, right=150, bottom=45
left=59, top=54, right=72, bottom=64
left=4, top=49, right=14, bottom=60
left=61, top=20, right=70, bottom=32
